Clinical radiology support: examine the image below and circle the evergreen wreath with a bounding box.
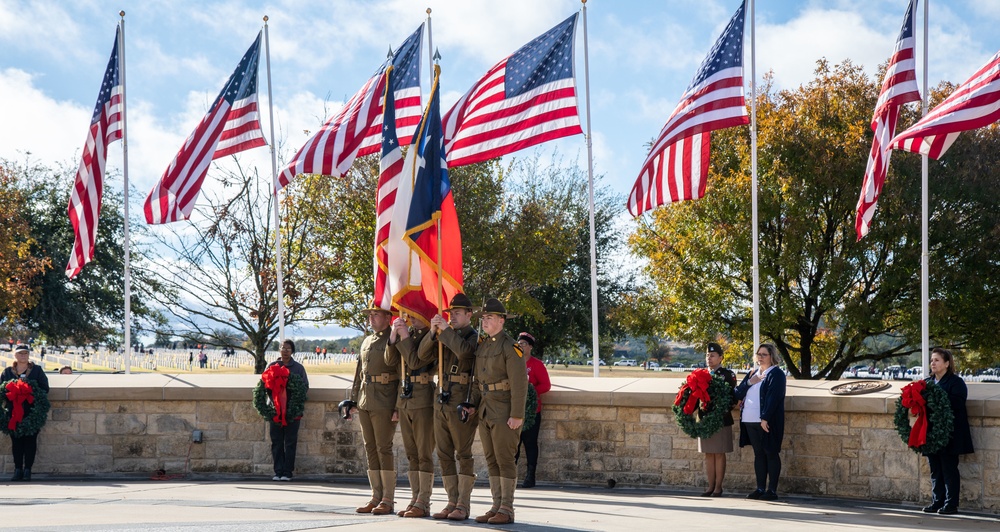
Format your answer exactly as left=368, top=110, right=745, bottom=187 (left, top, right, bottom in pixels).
left=894, top=380, right=954, bottom=455
left=673, top=373, right=733, bottom=440
left=522, top=383, right=538, bottom=432
left=0, top=378, right=51, bottom=437
left=253, top=373, right=308, bottom=423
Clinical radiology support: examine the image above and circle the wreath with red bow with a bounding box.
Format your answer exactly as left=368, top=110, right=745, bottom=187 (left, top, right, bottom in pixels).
left=0, top=378, right=51, bottom=437
left=893, top=380, right=953, bottom=454
left=672, top=369, right=733, bottom=439
left=252, top=365, right=308, bottom=425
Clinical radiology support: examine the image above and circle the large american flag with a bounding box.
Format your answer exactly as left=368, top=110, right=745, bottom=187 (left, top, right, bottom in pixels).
left=890, top=49, right=1000, bottom=159
left=276, top=25, right=423, bottom=191
left=442, top=14, right=582, bottom=168
left=855, top=0, right=921, bottom=240
left=627, top=0, right=749, bottom=217
left=66, top=29, right=123, bottom=279
left=144, top=32, right=266, bottom=224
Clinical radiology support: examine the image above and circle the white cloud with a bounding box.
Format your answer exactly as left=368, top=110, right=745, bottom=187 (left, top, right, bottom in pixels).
left=0, top=68, right=90, bottom=166
left=0, top=0, right=89, bottom=63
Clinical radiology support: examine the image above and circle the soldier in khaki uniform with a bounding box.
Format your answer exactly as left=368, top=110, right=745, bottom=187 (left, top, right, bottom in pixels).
left=464, top=298, right=527, bottom=525
left=385, top=316, right=435, bottom=517
left=350, top=305, right=400, bottom=515
left=426, top=293, right=479, bottom=520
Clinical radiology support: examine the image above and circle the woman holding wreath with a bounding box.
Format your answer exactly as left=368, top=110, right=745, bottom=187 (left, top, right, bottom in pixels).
left=922, top=348, right=974, bottom=515
left=698, top=342, right=736, bottom=497
left=734, top=343, right=786, bottom=501
left=264, top=339, right=309, bottom=481
left=3, top=344, right=49, bottom=481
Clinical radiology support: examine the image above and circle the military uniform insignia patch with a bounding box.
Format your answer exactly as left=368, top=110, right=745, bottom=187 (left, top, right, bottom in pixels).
left=513, top=344, right=524, bottom=358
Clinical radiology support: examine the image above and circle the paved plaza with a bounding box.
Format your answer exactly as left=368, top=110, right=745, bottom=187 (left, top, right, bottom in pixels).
left=1, top=477, right=997, bottom=531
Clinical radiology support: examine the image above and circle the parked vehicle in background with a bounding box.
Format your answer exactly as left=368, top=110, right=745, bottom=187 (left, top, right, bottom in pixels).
left=645, top=361, right=660, bottom=370
left=664, top=362, right=686, bottom=372
left=613, top=359, right=637, bottom=367
left=587, top=360, right=606, bottom=366
left=906, top=366, right=924, bottom=379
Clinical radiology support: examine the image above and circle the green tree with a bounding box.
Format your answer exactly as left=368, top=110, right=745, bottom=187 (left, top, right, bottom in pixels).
left=0, top=163, right=49, bottom=327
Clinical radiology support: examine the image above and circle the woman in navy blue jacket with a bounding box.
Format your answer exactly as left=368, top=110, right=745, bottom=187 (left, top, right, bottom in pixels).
left=734, top=343, right=786, bottom=501
left=922, top=347, right=974, bottom=515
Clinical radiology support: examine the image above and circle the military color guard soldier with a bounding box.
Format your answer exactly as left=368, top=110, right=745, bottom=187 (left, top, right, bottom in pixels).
left=426, top=293, right=479, bottom=520
left=466, top=298, right=527, bottom=525
left=385, top=316, right=435, bottom=517
left=350, top=304, right=400, bottom=515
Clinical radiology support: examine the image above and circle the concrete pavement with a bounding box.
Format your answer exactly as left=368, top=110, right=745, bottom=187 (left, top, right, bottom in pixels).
left=1, top=477, right=997, bottom=531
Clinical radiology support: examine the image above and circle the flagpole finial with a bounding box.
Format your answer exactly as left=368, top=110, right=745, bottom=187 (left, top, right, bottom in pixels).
left=427, top=7, right=431, bottom=15
left=119, top=10, right=125, bottom=16
left=387, top=46, right=394, bottom=60
left=581, top=0, right=586, bottom=4
left=433, top=48, right=441, bottom=64
left=263, top=15, right=269, bottom=22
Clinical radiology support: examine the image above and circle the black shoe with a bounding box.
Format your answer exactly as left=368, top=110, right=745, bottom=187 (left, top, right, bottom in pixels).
left=937, top=506, right=958, bottom=515
left=10, top=468, right=23, bottom=482
left=760, top=490, right=778, bottom=501
left=922, top=503, right=943, bottom=513
left=746, top=489, right=765, bottom=500
left=22, top=468, right=31, bottom=482
left=521, top=466, right=536, bottom=489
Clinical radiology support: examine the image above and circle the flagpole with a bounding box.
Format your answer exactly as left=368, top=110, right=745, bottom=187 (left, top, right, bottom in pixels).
left=750, top=0, right=760, bottom=356
left=426, top=8, right=434, bottom=88
left=581, top=0, right=600, bottom=377
left=119, top=11, right=133, bottom=374
left=920, top=0, right=930, bottom=375
left=432, top=59, right=447, bottom=396
left=264, top=16, right=287, bottom=343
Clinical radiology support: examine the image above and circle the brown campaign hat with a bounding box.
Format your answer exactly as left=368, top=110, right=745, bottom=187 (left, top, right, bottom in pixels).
left=360, top=299, right=394, bottom=315
left=444, top=293, right=474, bottom=311
left=475, top=298, right=517, bottom=318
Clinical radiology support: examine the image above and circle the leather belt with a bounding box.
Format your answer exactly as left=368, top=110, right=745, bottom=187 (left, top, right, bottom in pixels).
left=367, top=373, right=400, bottom=385
left=411, top=373, right=432, bottom=385
left=481, top=380, right=511, bottom=392
left=448, top=374, right=471, bottom=385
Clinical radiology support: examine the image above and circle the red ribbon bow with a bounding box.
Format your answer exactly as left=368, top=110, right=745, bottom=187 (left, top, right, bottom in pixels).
left=5, top=380, right=35, bottom=431
left=901, top=380, right=928, bottom=448
left=674, top=368, right=713, bottom=415
left=262, top=364, right=290, bottom=426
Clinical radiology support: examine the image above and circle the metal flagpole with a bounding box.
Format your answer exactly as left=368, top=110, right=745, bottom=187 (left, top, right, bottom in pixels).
left=426, top=9, right=434, bottom=88
left=750, top=0, right=760, bottom=355
left=119, top=11, right=132, bottom=374
left=263, top=16, right=286, bottom=343
left=581, top=0, right=600, bottom=377
left=920, top=0, right=930, bottom=375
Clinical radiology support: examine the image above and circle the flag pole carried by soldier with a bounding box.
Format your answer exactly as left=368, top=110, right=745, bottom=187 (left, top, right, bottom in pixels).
left=350, top=302, right=400, bottom=516
left=385, top=314, right=435, bottom=518
left=426, top=293, right=479, bottom=520
left=460, top=298, right=527, bottom=525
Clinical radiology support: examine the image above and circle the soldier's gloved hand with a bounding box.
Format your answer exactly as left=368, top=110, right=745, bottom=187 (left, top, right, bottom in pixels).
left=507, top=417, right=523, bottom=430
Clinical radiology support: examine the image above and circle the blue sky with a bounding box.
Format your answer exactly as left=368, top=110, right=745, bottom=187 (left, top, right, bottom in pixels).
left=3, top=0, right=999, bottom=339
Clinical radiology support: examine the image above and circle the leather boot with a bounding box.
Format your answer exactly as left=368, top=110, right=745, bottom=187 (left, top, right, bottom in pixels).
left=397, top=471, right=419, bottom=516
left=403, top=471, right=433, bottom=517
left=371, top=470, right=396, bottom=515
left=432, top=475, right=458, bottom=519
left=487, top=478, right=517, bottom=524
left=22, top=468, right=31, bottom=482
left=475, top=475, right=501, bottom=523
left=10, top=468, right=23, bottom=482
left=448, top=474, right=476, bottom=521
left=521, top=465, right=536, bottom=488
left=356, top=470, right=382, bottom=513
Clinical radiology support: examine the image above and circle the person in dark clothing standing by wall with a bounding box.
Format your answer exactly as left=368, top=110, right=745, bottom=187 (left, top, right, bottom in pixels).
left=266, top=339, right=309, bottom=481
left=3, top=345, right=50, bottom=481
left=922, top=347, right=974, bottom=515
left=514, top=332, right=550, bottom=488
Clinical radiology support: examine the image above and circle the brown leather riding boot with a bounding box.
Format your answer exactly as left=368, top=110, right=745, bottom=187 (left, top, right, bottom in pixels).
left=432, top=475, right=458, bottom=519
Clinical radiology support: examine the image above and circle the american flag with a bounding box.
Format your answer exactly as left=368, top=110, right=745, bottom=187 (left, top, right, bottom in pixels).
left=276, top=25, right=423, bottom=191
left=66, top=29, right=123, bottom=279
left=442, top=14, right=582, bottom=168
left=627, top=0, right=749, bottom=217
left=890, top=49, right=1000, bottom=159
left=855, top=0, right=921, bottom=240
left=144, top=32, right=266, bottom=225
left=374, top=67, right=405, bottom=311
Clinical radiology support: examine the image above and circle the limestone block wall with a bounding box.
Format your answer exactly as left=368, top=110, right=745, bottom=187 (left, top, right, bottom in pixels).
left=0, top=373, right=997, bottom=514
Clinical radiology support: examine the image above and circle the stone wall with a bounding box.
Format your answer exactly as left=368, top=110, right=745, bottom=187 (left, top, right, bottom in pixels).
left=2, top=373, right=998, bottom=514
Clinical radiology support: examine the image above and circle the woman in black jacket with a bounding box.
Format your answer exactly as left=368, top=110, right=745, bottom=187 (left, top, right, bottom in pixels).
left=2, top=345, right=50, bottom=481
left=698, top=342, right=737, bottom=497
left=922, top=347, right=974, bottom=515
left=734, top=343, right=786, bottom=501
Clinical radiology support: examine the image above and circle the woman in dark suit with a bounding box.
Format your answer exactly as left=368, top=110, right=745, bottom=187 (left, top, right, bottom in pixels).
left=734, top=343, right=786, bottom=501
left=698, top=342, right=737, bottom=497
left=3, top=344, right=50, bottom=481
left=922, top=347, right=974, bottom=515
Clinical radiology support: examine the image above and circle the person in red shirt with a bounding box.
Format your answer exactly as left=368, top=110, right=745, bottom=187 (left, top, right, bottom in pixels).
left=514, top=332, right=551, bottom=488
